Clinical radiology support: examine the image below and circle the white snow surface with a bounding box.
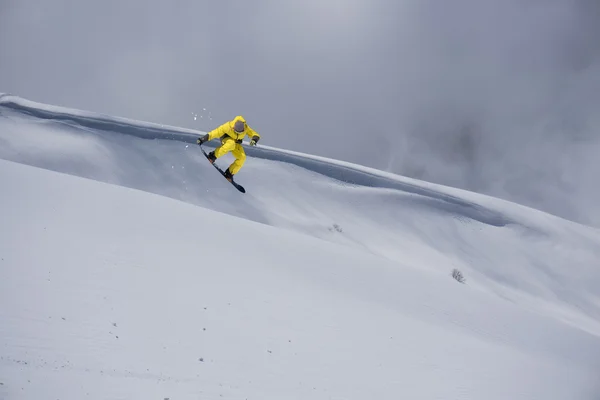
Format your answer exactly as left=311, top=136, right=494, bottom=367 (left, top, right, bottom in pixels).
left=1, top=94, right=600, bottom=399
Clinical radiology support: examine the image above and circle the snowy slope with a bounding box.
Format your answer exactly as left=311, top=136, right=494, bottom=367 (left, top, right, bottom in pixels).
left=1, top=94, right=600, bottom=399
left=2, top=159, right=599, bottom=400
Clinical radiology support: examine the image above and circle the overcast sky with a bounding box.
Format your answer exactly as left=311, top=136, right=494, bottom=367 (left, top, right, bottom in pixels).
left=1, top=0, right=599, bottom=226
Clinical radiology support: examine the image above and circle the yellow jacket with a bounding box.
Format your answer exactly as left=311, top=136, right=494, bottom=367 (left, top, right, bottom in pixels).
left=207, top=115, right=260, bottom=143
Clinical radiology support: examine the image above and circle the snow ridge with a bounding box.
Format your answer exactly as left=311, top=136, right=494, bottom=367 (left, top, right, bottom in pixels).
left=0, top=94, right=518, bottom=227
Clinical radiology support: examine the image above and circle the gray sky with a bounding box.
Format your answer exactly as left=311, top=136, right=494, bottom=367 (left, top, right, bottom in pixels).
left=1, top=0, right=599, bottom=226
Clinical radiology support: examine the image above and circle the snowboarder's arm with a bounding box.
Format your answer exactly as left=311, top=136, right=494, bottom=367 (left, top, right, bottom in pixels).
left=246, top=127, right=260, bottom=145
left=197, top=122, right=229, bottom=145
left=207, top=122, right=231, bottom=141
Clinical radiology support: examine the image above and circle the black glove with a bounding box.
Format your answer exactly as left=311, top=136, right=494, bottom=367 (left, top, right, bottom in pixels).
left=250, top=136, right=259, bottom=146
left=197, top=134, right=209, bottom=145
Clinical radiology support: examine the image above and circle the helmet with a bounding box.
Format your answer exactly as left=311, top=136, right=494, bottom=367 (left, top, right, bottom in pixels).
left=234, top=120, right=245, bottom=133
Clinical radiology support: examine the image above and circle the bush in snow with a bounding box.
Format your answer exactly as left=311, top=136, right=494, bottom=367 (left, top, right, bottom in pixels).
left=452, top=268, right=466, bottom=284
left=328, top=223, right=343, bottom=233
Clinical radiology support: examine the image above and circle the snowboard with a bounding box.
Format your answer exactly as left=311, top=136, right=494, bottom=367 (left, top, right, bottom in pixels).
left=199, top=145, right=246, bottom=193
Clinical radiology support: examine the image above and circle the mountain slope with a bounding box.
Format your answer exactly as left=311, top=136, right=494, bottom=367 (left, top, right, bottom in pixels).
left=1, top=94, right=599, bottom=333
left=1, top=159, right=599, bottom=400
left=1, top=94, right=600, bottom=399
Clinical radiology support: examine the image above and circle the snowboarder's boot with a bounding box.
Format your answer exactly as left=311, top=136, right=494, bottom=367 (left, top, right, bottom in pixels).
left=224, top=168, right=234, bottom=182
left=207, top=151, right=216, bottom=164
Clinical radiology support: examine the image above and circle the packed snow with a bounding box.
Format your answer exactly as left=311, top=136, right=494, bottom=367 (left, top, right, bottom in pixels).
left=1, top=94, right=599, bottom=399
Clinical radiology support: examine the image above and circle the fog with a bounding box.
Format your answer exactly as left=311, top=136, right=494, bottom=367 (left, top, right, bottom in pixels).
left=1, top=0, right=599, bottom=225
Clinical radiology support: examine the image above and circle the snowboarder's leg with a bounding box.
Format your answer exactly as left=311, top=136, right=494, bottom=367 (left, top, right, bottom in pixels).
left=228, top=143, right=246, bottom=175
left=212, top=137, right=236, bottom=159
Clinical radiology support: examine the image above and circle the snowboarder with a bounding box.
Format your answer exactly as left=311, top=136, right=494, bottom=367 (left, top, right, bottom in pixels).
left=196, top=115, right=260, bottom=181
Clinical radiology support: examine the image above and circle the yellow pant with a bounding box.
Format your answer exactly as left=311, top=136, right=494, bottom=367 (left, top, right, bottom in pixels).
left=214, top=137, right=246, bottom=174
